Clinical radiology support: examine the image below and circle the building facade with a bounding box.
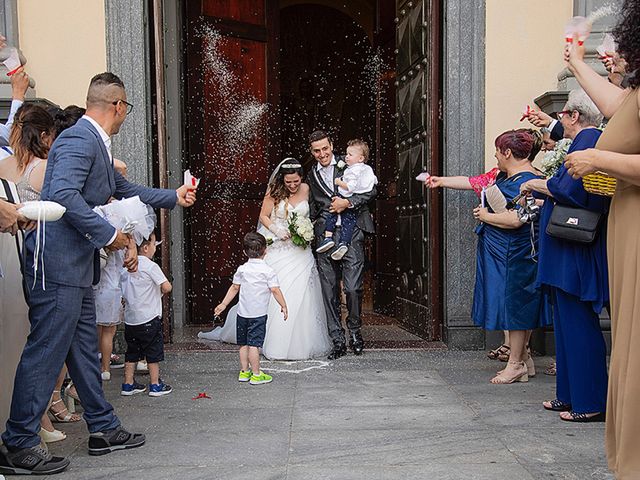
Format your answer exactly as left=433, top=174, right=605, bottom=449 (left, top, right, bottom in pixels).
left=0, top=0, right=620, bottom=351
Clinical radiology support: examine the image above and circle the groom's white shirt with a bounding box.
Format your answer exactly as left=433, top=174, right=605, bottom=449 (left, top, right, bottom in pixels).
left=316, top=155, right=342, bottom=225
left=316, top=155, right=337, bottom=193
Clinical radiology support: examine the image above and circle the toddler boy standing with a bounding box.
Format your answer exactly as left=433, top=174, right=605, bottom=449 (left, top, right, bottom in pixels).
left=121, top=232, right=173, bottom=396
left=215, top=232, right=288, bottom=385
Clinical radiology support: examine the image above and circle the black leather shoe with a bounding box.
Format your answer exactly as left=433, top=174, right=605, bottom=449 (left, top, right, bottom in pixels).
left=0, top=444, right=70, bottom=475
left=327, top=344, right=347, bottom=360
left=88, top=426, right=146, bottom=456
left=350, top=332, right=364, bottom=355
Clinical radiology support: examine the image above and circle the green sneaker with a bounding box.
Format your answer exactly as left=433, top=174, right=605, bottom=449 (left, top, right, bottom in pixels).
left=249, top=371, right=273, bottom=385
left=238, top=370, right=252, bottom=382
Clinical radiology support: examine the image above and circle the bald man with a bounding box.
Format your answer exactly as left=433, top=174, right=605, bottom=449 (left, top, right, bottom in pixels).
left=0, top=73, right=197, bottom=476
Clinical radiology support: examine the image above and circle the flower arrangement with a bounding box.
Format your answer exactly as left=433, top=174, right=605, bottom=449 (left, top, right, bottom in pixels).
left=288, top=212, right=315, bottom=248
left=540, top=138, right=572, bottom=178
left=336, top=160, right=346, bottom=170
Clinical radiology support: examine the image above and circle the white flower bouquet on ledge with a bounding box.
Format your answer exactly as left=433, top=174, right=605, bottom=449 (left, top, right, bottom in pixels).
left=540, top=138, right=572, bottom=178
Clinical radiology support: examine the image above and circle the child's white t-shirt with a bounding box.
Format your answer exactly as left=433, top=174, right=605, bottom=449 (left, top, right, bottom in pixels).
left=121, top=256, right=168, bottom=326
left=232, top=259, right=279, bottom=318
left=338, top=163, right=378, bottom=198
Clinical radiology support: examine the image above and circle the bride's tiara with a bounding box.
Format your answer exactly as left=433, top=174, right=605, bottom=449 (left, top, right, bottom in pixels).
left=280, top=160, right=302, bottom=169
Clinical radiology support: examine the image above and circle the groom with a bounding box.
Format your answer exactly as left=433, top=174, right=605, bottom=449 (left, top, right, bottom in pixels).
left=307, top=130, right=376, bottom=359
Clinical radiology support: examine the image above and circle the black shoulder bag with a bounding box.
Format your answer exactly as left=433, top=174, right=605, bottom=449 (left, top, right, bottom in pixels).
left=545, top=204, right=603, bottom=244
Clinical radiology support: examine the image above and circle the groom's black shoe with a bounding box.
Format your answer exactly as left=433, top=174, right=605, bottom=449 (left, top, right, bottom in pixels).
left=350, top=332, right=364, bottom=356
left=328, top=344, right=347, bottom=360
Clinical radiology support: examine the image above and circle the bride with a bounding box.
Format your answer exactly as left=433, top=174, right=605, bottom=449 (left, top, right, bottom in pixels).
left=199, top=158, right=332, bottom=360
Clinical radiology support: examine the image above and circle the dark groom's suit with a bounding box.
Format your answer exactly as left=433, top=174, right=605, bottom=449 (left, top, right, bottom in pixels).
left=308, top=155, right=376, bottom=348
left=2, top=118, right=177, bottom=449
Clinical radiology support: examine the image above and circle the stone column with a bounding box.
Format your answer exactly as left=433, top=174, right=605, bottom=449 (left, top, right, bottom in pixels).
left=104, top=0, right=188, bottom=330
left=104, top=1, right=158, bottom=350
left=442, top=0, right=486, bottom=349
left=104, top=0, right=153, bottom=186
left=162, top=0, right=188, bottom=331
left=0, top=0, right=18, bottom=47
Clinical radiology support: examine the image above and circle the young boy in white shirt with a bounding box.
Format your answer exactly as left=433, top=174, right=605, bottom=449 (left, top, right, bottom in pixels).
left=120, top=232, right=173, bottom=396
left=215, top=232, right=288, bottom=385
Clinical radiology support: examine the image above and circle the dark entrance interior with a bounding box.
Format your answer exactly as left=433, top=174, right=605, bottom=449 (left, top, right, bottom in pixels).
left=182, top=0, right=442, bottom=345
left=278, top=5, right=375, bottom=165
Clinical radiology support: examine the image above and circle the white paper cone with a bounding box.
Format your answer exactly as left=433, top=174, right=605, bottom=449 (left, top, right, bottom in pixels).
left=2, top=48, right=21, bottom=75
left=597, top=33, right=616, bottom=57
left=415, top=172, right=431, bottom=182
left=184, top=169, right=201, bottom=188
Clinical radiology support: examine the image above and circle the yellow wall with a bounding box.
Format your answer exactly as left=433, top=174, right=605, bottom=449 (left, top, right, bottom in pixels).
left=485, top=0, right=572, bottom=168
left=17, top=0, right=107, bottom=107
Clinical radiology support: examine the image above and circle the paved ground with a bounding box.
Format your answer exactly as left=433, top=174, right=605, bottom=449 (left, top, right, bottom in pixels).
left=17, top=350, right=611, bottom=480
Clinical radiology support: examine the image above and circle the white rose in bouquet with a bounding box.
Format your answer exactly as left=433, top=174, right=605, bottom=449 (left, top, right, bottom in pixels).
left=298, top=217, right=315, bottom=242
left=288, top=213, right=314, bottom=248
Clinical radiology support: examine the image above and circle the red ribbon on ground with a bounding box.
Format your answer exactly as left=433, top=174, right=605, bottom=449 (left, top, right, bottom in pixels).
left=192, top=392, right=212, bottom=400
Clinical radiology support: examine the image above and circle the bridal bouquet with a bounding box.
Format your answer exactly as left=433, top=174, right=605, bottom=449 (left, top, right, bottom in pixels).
left=540, top=138, right=572, bottom=178
left=288, top=212, right=315, bottom=248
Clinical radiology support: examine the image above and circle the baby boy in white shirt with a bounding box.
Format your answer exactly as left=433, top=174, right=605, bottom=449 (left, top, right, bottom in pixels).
left=316, top=139, right=378, bottom=260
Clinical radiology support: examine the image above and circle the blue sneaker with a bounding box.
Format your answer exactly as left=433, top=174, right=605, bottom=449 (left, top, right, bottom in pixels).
left=316, top=237, right=335, bottom=253
left=149, top=383, right=173, bottom=397
left=121, top=381, right=146, bottom=396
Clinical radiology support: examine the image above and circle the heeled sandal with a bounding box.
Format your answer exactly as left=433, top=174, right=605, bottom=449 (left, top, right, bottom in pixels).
left=498, top=355, right=536, bottom=377
left=48, top=396, right=81, bottom=423
left=487, top=344, right=510, bottom=360
left=63, top=382, right=80, bottom=413
left=525, top=354, right=536, bottom=377
left=491, top=361, right=528, bottom=384
left=543, top=362, right=556, bottom=376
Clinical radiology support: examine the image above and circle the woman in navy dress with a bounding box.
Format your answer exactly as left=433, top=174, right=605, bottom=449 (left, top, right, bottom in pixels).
left=521, top=90, right=608, bottom=422
left=429, top=130, right=548, bottom=383
left=471, top=130, right=549, bottom=384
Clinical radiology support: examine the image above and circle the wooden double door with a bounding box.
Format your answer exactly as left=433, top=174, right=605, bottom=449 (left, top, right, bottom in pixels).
left=183, top=0, right=442, bottom=341
left=391, top=0, right=442, bottom=340
left=184, top=0, right=280, bottom=321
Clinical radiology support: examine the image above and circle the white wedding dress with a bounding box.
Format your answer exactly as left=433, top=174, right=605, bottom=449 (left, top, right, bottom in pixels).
left=199, top=199, right=332, bottom=360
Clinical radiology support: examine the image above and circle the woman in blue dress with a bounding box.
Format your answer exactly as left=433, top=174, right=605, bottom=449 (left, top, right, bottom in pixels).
left=471, top=130, right=549, bottom=384
left=520, top=90, right=608, bottom=422
left=429, top=129, right=549, bottom=384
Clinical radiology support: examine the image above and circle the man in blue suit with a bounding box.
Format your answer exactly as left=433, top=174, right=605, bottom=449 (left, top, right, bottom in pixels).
left=0, top=73, right=197, bottom=475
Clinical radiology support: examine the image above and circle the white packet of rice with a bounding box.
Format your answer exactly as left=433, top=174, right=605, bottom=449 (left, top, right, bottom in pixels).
left=18, top=201, right=66, bottom=221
